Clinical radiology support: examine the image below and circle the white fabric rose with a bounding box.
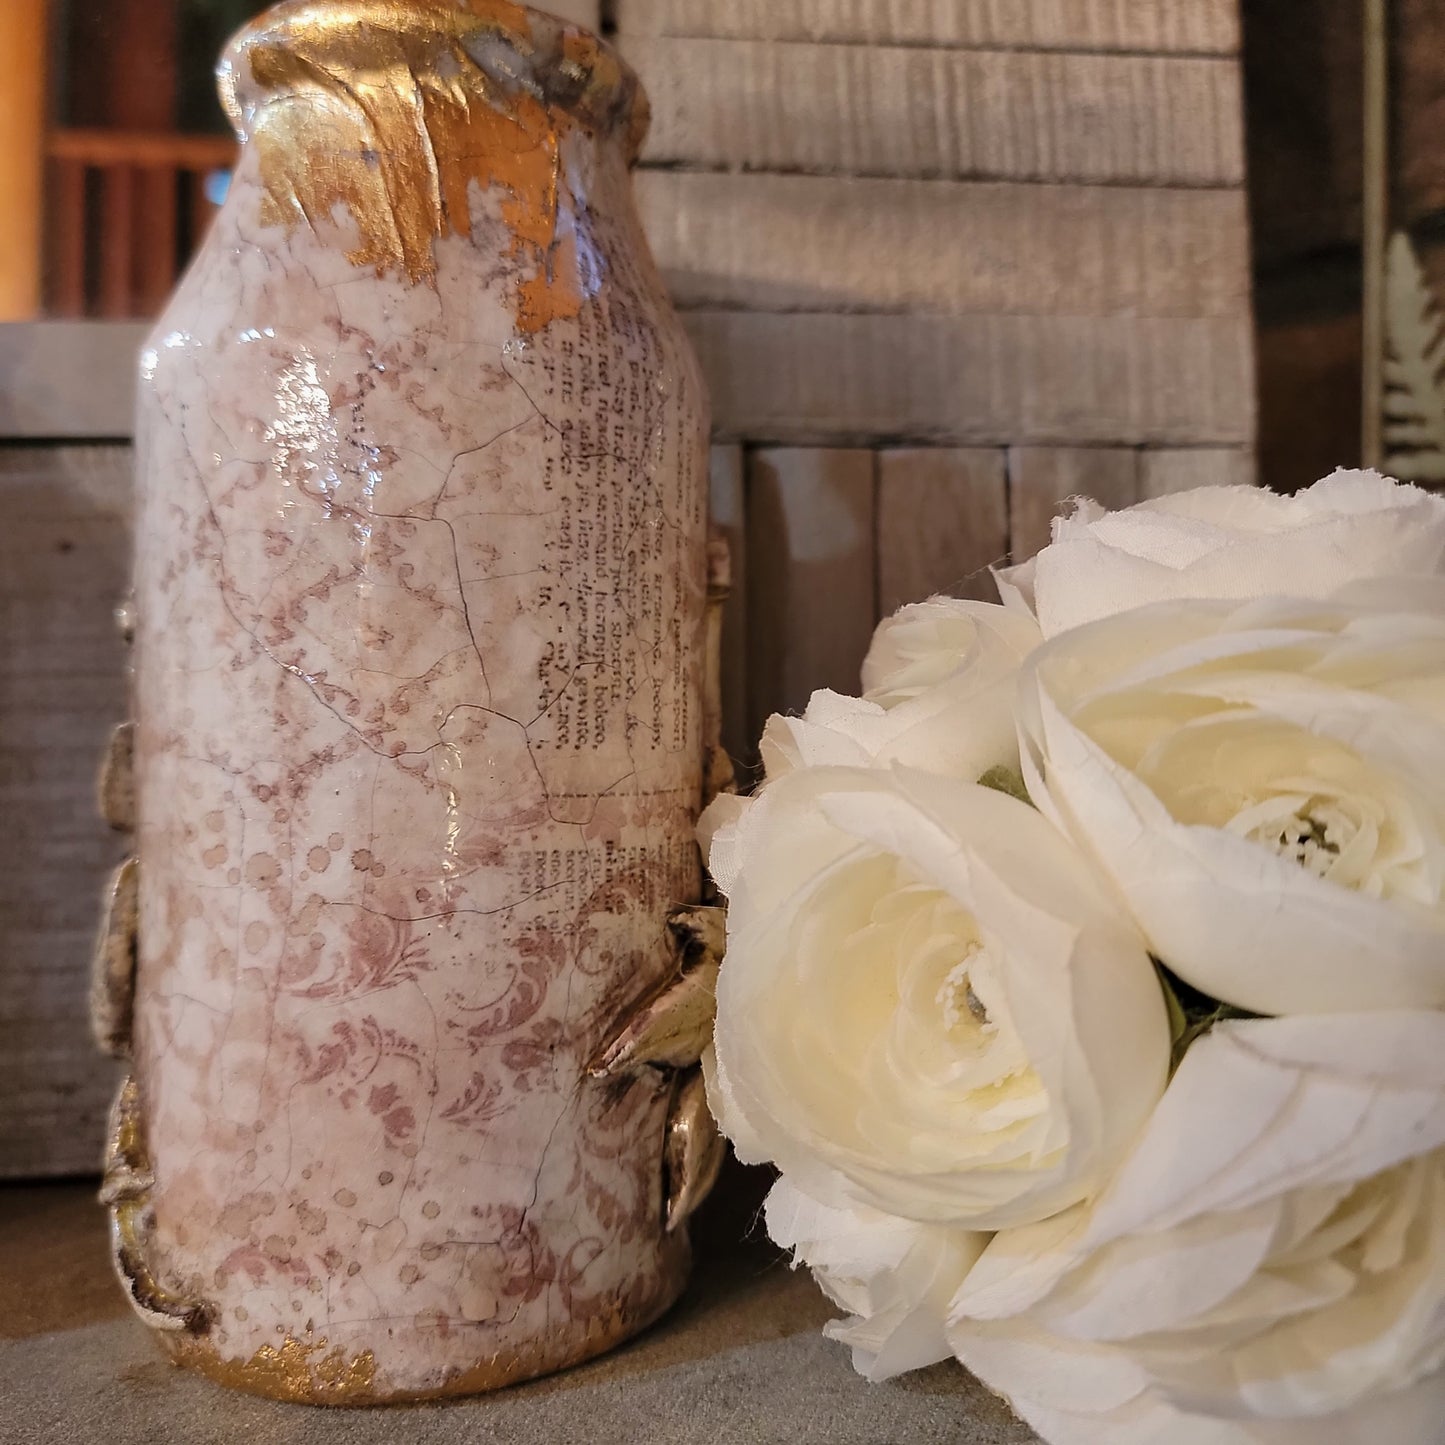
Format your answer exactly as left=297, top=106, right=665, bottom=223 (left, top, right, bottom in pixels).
left=765, top=1177, right=986, bottom=1383
left=949, top=1012, right=1445, bottom=1445
left=1018, top=585, right=1445, bottom=1015
left=998, top=470, right=1445, bottom=638
left=703, top=765, right=1170, bottom=1231
left=859, top=596, right=1041, bottom=706
left=759, top=598, right=1040, bottom=783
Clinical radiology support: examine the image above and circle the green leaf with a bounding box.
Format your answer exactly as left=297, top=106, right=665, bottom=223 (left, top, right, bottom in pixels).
left=977, top=766, right=1032, bottom=806
left=1159, top=971, right=1189, bottom=1049
left=1155, top=962, right=1261, bottom=1075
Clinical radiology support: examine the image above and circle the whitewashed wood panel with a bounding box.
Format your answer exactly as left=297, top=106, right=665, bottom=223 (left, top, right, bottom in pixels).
left=542, top=0, right=601, bottom=29
left=1142, top=446, right=1256, bottom=496
left=629, top=38, right=1245, bottom=186
left=0, top=323, right=143, bottom=439
left=745, top=449, right=877, bottom=744
left=637, top=172, right=1249, bottom=318
left=617, top=0, right=1240, bottom=53
left=686, top=312, right=1256, bottom=448
left=0, top=446, right=131, bottom=1177
left=1007, top=446, right=1141, bottom=561
left=877, top=449, right=1008, bottom=611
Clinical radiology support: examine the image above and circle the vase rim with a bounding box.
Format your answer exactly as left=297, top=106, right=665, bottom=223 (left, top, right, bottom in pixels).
left=219, top=0, right=649, bottom=160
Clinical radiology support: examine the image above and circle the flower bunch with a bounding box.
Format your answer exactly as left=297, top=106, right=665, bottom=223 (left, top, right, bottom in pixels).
left=701, top=472, right=1445, bottom=1443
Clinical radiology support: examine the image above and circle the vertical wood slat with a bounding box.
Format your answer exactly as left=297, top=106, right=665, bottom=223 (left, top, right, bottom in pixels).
left=745, top=448, right=877, bottom=747
left=50, top=159, right=88, bottom=319
left=1007, top=446, right=1141, bottom=563
left=877, top=449, right=1009, bottom=613
left=1142, top=446, right=1255, bottom=496
left=707, top=445, right=749, bottom=767
left=543, top=0, right=602, bottom=28
left=0, top=446, right=133, bottom=1178
left=98, top=167, right=136, bottom=319
left=136, top=168, right=178, bottom=316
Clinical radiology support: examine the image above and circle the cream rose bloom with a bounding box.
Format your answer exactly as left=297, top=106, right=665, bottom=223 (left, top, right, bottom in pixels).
left=703, top=765, right=1170, bottom=1231
left=998, top=470, right=1445, bottom=638
left=759, top=598, right=1041, bottom=782
left=949, top=1012, right=1445, bottom=1445
left=765, top=1177, right=986, bottom=1382
left=1019, top=585, right=1445, bottom=1015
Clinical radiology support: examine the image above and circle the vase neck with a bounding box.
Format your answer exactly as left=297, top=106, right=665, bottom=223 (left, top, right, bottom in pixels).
left=215, top=0, right=646, bottom=293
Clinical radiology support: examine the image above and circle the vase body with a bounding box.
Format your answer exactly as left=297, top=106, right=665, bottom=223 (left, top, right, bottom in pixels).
left=124, top=0, right=708, bottom=1402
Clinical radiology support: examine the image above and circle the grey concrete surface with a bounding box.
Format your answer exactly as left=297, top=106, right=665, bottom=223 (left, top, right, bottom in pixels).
left=0, top=1179, right=1037, bottom=1445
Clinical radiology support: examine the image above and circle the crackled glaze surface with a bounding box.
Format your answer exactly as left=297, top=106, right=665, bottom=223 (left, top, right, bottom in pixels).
left=128, top=0, right=708, bottom=1401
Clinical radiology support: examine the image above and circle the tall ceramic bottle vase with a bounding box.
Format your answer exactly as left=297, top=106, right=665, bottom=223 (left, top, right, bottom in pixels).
left=93, top=0, right=716, bottom=1403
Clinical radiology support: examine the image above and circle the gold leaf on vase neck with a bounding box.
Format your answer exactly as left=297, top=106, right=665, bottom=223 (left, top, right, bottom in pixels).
left=217, top=0, right=647, bottom=328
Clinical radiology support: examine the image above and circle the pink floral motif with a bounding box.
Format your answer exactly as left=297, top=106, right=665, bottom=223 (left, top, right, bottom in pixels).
left=438, top=1070, right=510, bottom=1129
left=296, top=1016, right=426, bottom=1086
left=459, top=930, right=562, bottom=1042
left=366, top=1082, right=417, bottom=1144
left=499, top=1017, right=569, bottom=1091
left=293, top=908, right=433, bottom=1000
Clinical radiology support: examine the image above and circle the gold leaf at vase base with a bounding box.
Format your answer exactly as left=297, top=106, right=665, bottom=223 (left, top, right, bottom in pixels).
left=159, top=1247, right=689, bottom=1405
left=221, top=0, right=645, bottom=331
left=161, top=1335, right=378, bottom=1405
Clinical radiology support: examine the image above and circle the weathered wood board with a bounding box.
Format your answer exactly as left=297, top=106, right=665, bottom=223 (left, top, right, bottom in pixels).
left=745, top=449, right=877, bottom=742
left=0, top=445, right=130, bottom=1177
left=617, top=0, right=1240, bottom=53
left=637, top=173, right=1250, bottom=318
left=0, top=323, right=140, bottom=439
left=547, top=0, right=601, bottom=29
left=686, top=312, right=1255, bottom=448
left=1142, top=446, right=1255, bottom=497
left=1007, top=446, right=1141, bottom=562
left=628, top=39, right=1246, bottom=186
left=877, top=449, right=1008, bottom=612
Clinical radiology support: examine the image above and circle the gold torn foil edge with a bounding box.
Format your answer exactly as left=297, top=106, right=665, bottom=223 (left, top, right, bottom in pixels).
left=587, top=903, right=728, bottom=1231
left=100, top=1076, right=214, bottom=1333
left=99, top=720, right=136, bottom=831
left=664, top=1070, right=726, bottom=1233
left=91, top=856, right=138, bottom=1059
left=588, top=904, right=725, bottom=1075
left=218, top=0, right=647, bottom=331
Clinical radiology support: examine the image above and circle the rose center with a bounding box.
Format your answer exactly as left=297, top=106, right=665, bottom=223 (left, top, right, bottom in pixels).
left=937, top=945, right=997, bottom=1036
left=1228, top=793, right=1359, bottom=881
left=1260, top=808, right=1347, bottom=878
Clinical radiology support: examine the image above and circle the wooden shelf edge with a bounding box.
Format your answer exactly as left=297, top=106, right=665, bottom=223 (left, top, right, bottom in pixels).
left=0, top=321, right=148, bottom=440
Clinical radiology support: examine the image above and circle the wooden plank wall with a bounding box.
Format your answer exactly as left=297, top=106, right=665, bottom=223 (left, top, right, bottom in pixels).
left=0, top=447, right=129, bottom=1176
left=0, top=1, right=1255, bottom=1175
left=618, top=0, right=1256, bottom=754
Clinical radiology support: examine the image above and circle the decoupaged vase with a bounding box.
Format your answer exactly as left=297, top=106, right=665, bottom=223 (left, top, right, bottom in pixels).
left=93, top=0, right=722, bottom=1404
